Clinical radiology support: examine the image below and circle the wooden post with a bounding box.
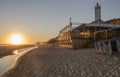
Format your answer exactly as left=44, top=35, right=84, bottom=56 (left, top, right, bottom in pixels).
left=70, top=17, right=72, bottom=31
left=106, top=30, right=107, bottom=40
left=114, top=18, right=116, bottom=28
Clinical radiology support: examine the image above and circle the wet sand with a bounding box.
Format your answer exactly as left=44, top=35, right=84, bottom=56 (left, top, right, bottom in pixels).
left=1, top=44, right=120, bottom=77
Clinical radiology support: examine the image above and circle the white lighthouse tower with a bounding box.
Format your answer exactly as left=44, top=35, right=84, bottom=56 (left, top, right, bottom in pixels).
left=95, top=2, right=101, bottom=21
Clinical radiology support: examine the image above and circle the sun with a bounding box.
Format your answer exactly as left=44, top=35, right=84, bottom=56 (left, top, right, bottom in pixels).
left=9, top=34, right=24, bottom=45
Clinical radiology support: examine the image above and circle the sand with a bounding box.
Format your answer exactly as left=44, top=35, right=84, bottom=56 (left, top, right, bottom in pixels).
left=1, top=44, right=120, bottom=77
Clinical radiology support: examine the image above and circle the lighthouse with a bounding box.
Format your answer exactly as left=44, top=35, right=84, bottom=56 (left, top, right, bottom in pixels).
left=95, top=3, right=101, bottom=21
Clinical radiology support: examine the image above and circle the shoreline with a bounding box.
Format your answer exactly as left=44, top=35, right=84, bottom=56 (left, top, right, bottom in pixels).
left=0, top=46, right=37, bottom=75
left=0, top=45, right=35, bottom=58
left=1, top=44, right=120, bottom=77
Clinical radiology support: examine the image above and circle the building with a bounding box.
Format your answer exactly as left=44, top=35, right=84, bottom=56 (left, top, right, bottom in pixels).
left=95, top=2, right=101, bottom=21
left=105, top=18, right=120, bottom=25
left=58, top=3, right=120, bottom=49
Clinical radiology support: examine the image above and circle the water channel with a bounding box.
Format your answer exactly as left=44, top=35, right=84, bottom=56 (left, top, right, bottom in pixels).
left=0, top=46, right=38, bottom=75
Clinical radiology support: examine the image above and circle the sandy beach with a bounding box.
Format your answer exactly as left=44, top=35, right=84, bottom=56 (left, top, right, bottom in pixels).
left=1, top=44, right=120, bottom=77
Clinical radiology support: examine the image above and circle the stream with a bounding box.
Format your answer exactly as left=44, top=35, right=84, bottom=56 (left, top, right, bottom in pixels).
left=0, top=46, right=38, bottom=75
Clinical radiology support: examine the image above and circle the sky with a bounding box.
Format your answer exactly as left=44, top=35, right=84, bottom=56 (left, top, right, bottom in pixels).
left=0, top=0, right=120, bottom=44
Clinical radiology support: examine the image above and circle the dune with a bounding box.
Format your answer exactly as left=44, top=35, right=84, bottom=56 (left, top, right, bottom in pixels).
left=1, top=44, right=120, bottom=77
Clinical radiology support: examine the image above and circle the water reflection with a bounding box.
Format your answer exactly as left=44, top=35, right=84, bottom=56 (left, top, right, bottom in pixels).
left=0, top=54, right=17, bottom=75
left=0, top=46, right=37, bottom=75
left=13, top=50, right=18, bottom=55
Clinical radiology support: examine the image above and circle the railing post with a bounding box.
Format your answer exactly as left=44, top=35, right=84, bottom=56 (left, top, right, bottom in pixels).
left=106, top=30, right=107, bottom=40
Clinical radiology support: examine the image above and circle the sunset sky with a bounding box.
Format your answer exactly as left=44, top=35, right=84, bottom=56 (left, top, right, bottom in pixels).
left=0, top=0, right=120, bottom=44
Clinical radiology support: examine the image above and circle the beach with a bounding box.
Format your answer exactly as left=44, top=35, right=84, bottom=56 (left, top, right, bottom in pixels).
left=1, top=44, right=120, bottom=77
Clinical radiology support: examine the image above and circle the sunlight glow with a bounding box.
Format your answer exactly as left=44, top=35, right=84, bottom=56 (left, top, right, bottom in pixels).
left=9, top=34, right=24, bottom=45
left=13, top=50, right=18, bottom=54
